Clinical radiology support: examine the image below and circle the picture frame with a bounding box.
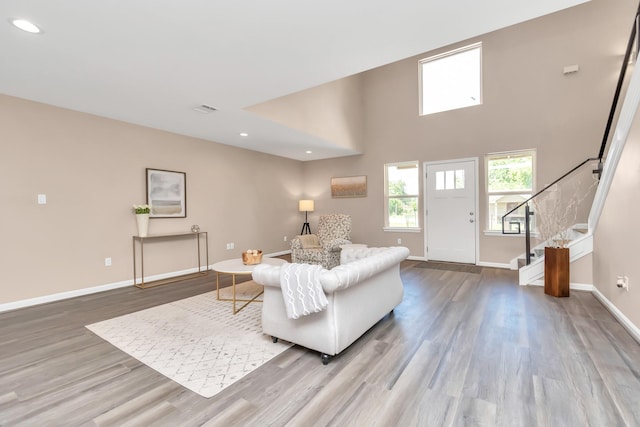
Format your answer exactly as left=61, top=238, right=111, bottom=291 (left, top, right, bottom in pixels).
left=146, top=168, right=186, bottom=218
left=331, top=175, right=367, bottom=198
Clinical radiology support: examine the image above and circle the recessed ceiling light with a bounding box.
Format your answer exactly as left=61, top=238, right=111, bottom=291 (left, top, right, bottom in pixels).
left=306, top=150, right=313, bottom=154
left=11, top=19, right=42, bottom=34
left=240, top=132, right=248, bottom=137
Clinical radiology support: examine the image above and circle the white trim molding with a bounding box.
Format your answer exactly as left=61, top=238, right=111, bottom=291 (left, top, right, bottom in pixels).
left=0, top=251, right=290, bottom=314
left=477, top=261, right=510, bottom=269
left=592, top=287, right=640, bottom=344
left=526, top=279, right=594, bottom=292
left=0, top=278, right=133, bottom=313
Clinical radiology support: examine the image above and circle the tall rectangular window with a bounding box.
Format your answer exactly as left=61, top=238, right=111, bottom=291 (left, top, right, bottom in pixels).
left=486, top=150, right=535, bottom=232
left=420, top=43, right=482, bottom=116
left=384, top=161, right=420, bottom=229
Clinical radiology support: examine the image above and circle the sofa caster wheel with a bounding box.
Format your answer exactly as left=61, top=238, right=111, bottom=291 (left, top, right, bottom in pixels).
left=272, top=336, right=278, bottom=343
left=321, top=354, right=331, bottom=365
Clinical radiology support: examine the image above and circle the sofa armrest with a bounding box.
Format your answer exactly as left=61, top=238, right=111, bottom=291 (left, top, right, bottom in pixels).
left=252, top=263, right=284, bottom=288
left=322, top=238, right=352, bottom=252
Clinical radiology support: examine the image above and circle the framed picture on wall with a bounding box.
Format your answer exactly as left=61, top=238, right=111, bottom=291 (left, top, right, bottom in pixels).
left=331, top=175, right=367, bottom=198
left=146, top=168, right=186, bottom=218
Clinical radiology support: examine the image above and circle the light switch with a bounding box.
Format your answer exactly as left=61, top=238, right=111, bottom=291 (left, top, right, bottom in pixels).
left=37, top=194, right=47, bottom=204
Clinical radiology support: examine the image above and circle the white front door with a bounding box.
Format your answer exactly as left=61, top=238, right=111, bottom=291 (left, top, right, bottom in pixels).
left=424, top=159, right=478, bottom=263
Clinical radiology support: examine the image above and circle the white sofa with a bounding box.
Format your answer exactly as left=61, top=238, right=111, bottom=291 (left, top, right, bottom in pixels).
left=252, top=246, right=410, bottom=364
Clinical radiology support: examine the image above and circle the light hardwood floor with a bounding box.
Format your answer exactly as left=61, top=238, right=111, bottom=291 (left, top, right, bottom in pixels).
left=1, top=260, right=640, bottom=426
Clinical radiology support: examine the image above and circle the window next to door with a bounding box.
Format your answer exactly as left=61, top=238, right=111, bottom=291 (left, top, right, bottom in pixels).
left=485, top=149, right=536, bottom=233
left=384, top=161, right=420, bottom=231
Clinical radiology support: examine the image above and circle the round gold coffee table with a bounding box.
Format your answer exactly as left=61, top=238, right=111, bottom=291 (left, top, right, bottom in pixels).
left=212, top=257, right=286, bottom=314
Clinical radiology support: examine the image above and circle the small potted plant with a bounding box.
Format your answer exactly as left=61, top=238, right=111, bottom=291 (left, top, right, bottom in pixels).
left=133, top=204, right=151, bottom=237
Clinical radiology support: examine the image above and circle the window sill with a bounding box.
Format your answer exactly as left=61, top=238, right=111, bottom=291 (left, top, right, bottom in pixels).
left=484, top=230, right=540, bottom=238
left=383, top=227, right=422, bottom=233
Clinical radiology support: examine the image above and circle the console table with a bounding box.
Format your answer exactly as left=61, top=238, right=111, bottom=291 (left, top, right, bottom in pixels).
left=132, top=232, right=210, bottom=288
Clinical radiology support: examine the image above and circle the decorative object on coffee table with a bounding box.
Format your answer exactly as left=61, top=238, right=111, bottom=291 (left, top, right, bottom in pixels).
left=242, top=249, right=262, bottom=265
left=299, top=199, right=314, bottom=235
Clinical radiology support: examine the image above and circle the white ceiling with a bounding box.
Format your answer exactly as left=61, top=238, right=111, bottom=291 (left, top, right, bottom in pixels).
left=1, top=0, right=589, bottom=161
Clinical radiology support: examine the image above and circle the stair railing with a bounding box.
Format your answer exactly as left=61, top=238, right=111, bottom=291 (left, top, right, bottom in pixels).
left=502, top=4, right=639, bottom=266
left=501, top=158, right=599, bottom=264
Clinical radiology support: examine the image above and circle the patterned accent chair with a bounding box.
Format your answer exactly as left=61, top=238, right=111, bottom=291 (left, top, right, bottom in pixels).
left=291, top=214, right=352, bottom=269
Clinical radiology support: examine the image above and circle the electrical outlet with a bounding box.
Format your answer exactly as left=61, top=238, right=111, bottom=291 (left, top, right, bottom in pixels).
left=397, top=238, right=402, bottom=245
left=283, top=236, right=287, bottom=242
left=37, top=194, right=47, bottom=204
left=226, top=243, right=235, bottom=250
left=105, top=257, right=112, bottom=267
left=616, top=276, right=629, bottom=291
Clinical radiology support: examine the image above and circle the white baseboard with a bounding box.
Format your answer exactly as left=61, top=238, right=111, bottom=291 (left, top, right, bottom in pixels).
left=0, top=252, right=292, bottom=314
left=477, top=261, right=510, bottom=269
left=0, top=265, right=209, bottom=313
left=526, top=279, right=594, bottom=291
left=406, top=257, right=508, bottom=269
left=592, top=287, right=640, bottom=344
left=570, top=282, right=595, bottom=291
left=0, top=278, right=133, bottom=313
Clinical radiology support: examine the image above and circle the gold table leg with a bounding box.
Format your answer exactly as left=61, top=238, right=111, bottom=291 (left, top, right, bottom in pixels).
left=214, top=271, right=264, bottom=315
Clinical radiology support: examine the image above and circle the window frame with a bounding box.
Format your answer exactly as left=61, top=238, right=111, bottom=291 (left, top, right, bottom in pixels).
left=419, top=42, right=483, bottom=116
left=384, top=160, right=421, bottom=232
left=485, top=149, right=536, bottom=233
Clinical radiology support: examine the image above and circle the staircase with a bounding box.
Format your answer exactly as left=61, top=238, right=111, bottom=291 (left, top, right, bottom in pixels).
left=513, top=223, right=592, bottom=286
left=503, top=155, right=599, bottom=286
left=504, top=4, right=640, bottom=287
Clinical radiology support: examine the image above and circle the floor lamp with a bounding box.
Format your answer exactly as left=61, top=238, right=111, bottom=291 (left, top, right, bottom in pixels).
left=299, top=199, right=314, bottom=235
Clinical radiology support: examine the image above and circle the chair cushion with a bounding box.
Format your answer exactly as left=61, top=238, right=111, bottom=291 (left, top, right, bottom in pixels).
left=298, top=234, right=321, bottom=249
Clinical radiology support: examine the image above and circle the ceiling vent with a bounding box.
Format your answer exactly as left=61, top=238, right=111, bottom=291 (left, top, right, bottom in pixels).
left=193, top=104, right=217, bottom=114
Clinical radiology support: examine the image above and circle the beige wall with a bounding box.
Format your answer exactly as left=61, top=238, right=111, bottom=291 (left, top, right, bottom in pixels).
left=298, top=0, right=636, bottom=264
left=247, top=74, right=365, bottom=153
left=0, top=94, right=303, bottom=305
left=593, top=105, right=640, bottom=328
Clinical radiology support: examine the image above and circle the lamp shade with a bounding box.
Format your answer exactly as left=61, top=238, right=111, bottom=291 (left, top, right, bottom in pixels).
left=299, top=199, right=314, bottom=212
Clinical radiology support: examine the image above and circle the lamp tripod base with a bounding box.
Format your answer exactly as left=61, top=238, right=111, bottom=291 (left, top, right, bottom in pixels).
left=301, top=222, right=311, bottom=235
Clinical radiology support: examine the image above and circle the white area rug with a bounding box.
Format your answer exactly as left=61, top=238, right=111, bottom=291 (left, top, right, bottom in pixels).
left=86, top=282, right=291, bottom=398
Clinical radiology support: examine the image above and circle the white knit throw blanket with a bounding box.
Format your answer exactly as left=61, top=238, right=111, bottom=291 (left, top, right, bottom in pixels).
left=279, top=263, right=328, bottom=319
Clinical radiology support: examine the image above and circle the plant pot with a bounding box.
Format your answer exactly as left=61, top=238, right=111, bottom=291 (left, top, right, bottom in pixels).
left=136, top=213, right=149, bottom=237
left=544, top=246, right=569, bottom=297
